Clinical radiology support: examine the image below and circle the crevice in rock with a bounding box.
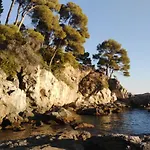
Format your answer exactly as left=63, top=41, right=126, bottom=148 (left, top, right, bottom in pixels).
left=1, top=118, right=11, bottom=129
left=17, top=67, right=25, bottom=90
left=6, top=75, right=14, bottom=81
left=7, top=90, right=15, bottom=95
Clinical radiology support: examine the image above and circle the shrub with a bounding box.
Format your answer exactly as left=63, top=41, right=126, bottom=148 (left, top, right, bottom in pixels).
left=40, top=47, right=79, bottom=71
left=0, top=25, right=22, bottom=44
left=0, top=51, right=18, bottom=76
left=64, top=52, right=79, bottom=69
left=27, top=29, right=44, bottom=43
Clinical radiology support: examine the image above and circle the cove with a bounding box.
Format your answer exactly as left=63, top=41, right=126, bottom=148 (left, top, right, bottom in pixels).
left=81, top=108, right=150, bottom=135
left=0, top=109, right=150, bottom=142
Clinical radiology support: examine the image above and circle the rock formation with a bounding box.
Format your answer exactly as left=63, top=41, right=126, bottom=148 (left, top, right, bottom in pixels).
left=0, top=65, right=128, bottom=125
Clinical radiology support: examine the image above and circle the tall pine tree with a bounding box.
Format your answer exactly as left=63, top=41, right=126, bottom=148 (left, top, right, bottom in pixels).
left=93, top=39, right=130, bottom=78
left=0, top=0, right=3, bottom=17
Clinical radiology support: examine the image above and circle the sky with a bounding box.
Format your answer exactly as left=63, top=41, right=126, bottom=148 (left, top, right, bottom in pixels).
left=1, top=0, right=150, bottom=94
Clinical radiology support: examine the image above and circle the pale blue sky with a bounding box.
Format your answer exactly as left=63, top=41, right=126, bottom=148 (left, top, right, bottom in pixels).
left=1, top=0, right=150, bottom=94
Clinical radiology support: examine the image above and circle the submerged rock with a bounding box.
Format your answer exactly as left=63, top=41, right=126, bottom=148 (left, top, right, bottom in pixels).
left=73, top=123, right=94, bottom=130
left=77, top=101, right=127, bottom=116
left=46, top=107, right=81, bottom=124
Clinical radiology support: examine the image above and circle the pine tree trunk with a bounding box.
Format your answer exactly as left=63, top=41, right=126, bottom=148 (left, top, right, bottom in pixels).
left=49, top=40, right=62, bottom=69
left=17, top=5, right=36, bottom=31
left=110, top=69, right=114, bottom=78
left=49, top=48, right=58, bottom=69
left=5, top=0, right=16, bottom=25
left=18, top=15, right=26, bottom=31
left=106, top=66, right=109, bottom=77
left=14, top=3, right=21, bottom=25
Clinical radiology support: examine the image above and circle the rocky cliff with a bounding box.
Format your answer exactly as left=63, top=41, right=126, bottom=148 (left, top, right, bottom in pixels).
left=0, top=65, right=127, bottom=124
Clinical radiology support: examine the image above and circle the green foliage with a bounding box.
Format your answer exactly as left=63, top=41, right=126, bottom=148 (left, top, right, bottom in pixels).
left=0, top=25, right=22, bottom=44
left=77, top=52, right=92, bottom=66
left=0, top=0, right=90, bottom=76
left=33, top=1, right=89, bottom=65
left=59, top=2, right=89, bottom=56
left=64, top=52, right=79, bottom=68
left=0, top=51, right=18, bottom=76
left=39, top=47, right=79, bottom=71
left=60, top=2, right=89, bottom=34
left=27, top=29, right=44, bottom=43
left=33, top=5, right=54, bottom=30
left=63, top=25, right=85, bottom=55
left=93, top=39, right=130, bottom=78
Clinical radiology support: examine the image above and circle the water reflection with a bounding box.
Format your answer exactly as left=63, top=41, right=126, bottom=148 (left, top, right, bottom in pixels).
left=0, top=124, right=69, bottom=141
left=0, top=109, right=150, bottom=141
left=81, top=109, right=150, bottom=135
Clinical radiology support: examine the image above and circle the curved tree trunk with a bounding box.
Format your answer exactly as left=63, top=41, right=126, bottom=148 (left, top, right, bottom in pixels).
left=49, top=41, right=62, bottom=70
left=110, top=69, right=114, bottom=78
left=17, top=14, right=26, bottom=31
left=49, top=47, right=58, bottom=69
left=14, top=3, right=21, bottom=25
left=5, top=0, right=16, bottom=25
left=17, top=5, right=36, bottom=31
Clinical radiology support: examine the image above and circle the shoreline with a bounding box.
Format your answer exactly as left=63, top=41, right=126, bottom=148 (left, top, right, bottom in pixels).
left=0, top=129, right=150, bottom=150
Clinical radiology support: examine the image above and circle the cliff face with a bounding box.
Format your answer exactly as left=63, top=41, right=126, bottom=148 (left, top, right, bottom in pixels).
left=0, top=65, right=125, bottom=123
left=23, top=65, right=86, bottom=111
left=23, top=66, right=117, bottom=111
left=0, top=70, right=26, bottom=123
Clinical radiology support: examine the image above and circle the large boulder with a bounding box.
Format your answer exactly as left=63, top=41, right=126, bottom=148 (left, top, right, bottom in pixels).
left=49, top=107, right=81, bottom=124
left=22, top=65, right=86, bottom=113
left=0, top=70, right=26, bottom=124
left=109, top=78, right=129, bottom=99
left=84, top=134, right=142, bottom=150
left=78, top=71, right=117, bottom=106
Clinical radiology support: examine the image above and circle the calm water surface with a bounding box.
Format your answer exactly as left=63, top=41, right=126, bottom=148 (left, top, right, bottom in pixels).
left=0, top=109, right=150, bottom=141
left=81, top=109, right=150, bottom=135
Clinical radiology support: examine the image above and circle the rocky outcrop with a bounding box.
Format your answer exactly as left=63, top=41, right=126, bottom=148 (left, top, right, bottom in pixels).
left=0, top=70, right=26, bottom=124
left=127, top=93, right=150, bottom=107
left=109, top=78, right=129, bottom=99
left=47, top=107, right=81, bottom=124
left=77, top=101, right=128, bottom=116
left=24, top=66, right=117, bottom=111
left=0, top=65, right=121, bottom=125
left=23, top=65, right=84, bottom=112
left=78, top=71, right=117, bottom=106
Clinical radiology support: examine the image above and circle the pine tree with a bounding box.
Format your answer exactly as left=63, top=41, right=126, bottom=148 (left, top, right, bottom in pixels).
left=0, top=0, right=3, bottom=17
left=93, top=39, right=130, bottom=78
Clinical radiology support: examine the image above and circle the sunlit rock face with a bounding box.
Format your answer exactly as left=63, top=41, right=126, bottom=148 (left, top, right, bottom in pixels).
left=0, top=65, right=118, bottom=122
left=0, top=70, right=26, bottom=123
left=108, top=78, right=129, bottom=99
left=23, top=65, right=84, bottom=111
left=24, top=66, right=117, bottom=111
